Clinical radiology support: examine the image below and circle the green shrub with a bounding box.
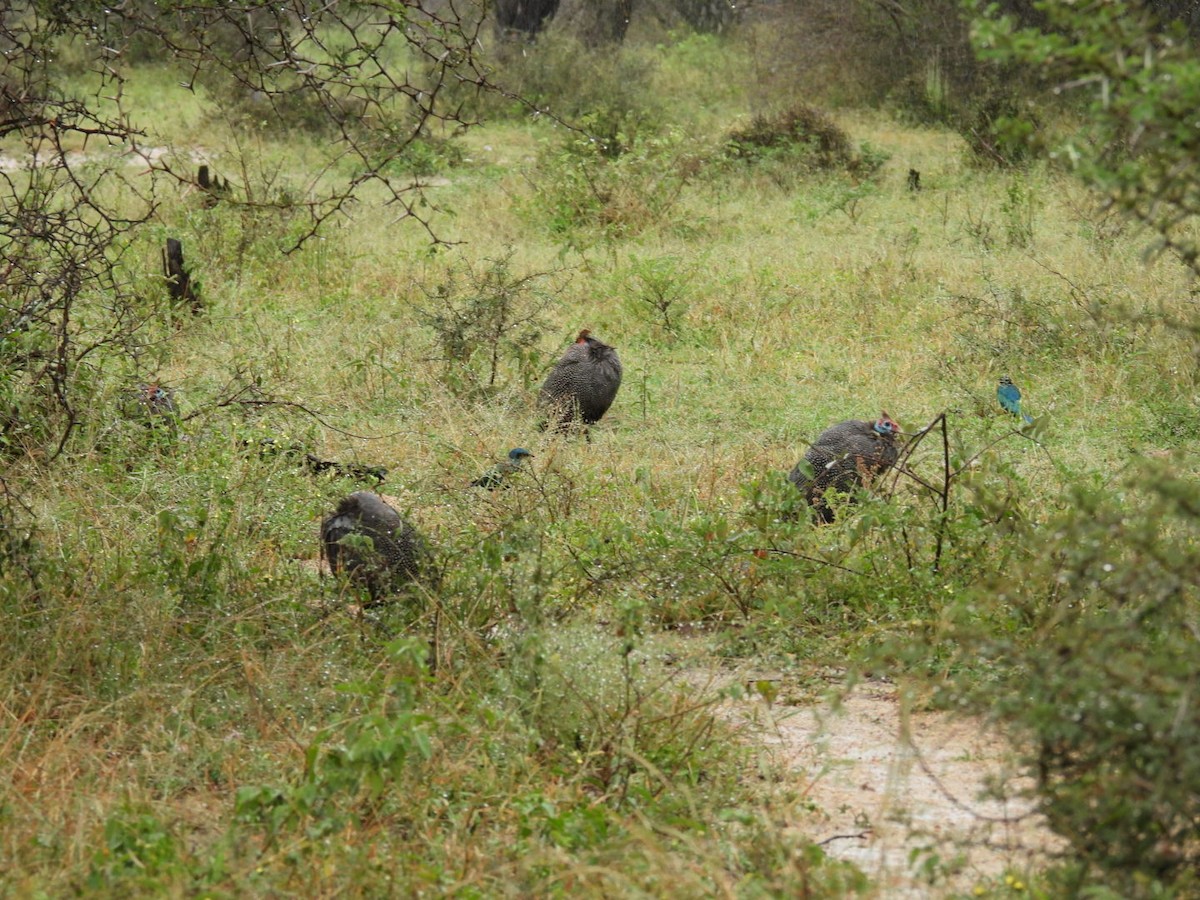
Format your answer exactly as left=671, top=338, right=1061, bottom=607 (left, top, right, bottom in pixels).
left=953, top=87, right=1042, bottom=169
left=620, top=253, right=694, bottom=338
left=413, top=250, right=556, bottom=400
left=524, top=129, right=702, bottom=242
left=88, top=809, right=184, bottom=891
left=386, top=132, right=465, bottom=177
left=913, top=471, right=1200, bottom=895
left=726, top=104, right=851, bottom=165
left=723, top=104, right=890, bottom=179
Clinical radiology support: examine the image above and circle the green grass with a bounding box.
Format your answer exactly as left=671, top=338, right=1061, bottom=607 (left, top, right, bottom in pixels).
left=2, top=27, right=1199, bottom=898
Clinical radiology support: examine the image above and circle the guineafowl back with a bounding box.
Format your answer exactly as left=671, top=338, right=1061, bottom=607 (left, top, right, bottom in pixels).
left=788, top=415, right=900, bottom=522
left=539, top=330, right=623, bottom=427
left=320, top=491, right=425, bottom=600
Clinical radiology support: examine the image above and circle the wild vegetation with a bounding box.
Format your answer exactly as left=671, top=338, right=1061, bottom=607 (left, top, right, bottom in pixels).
left=1, top=1, right=1198, bottom=896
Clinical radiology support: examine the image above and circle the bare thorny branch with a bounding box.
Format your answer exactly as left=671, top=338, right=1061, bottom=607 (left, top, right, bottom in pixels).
left=76, top=1, right=502, bottom=251
left=0, top=1, right=522, bottom=465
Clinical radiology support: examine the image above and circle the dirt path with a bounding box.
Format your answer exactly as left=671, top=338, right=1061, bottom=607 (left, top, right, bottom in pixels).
left=715, top=679, right=1060, bottom=897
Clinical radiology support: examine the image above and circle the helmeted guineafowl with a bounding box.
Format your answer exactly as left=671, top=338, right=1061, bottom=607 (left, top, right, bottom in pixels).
left=124, top=382, right=179, bottom=432
left=472, top=448, right=533, bottom=490
left=320, top=491, right=427, bottom=603
left=788, top=411, right=901, bottom=524
left=538, top=329, right=622, bottom=434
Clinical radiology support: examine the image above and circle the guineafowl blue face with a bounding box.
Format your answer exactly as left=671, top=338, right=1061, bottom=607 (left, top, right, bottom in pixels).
left=873, top=412, right=900, bottom=435
left=508, top=448, right=533, bottom=462
left=140, top=383, right=169, bottom=403
left=138, top=383, right=176, bottom=416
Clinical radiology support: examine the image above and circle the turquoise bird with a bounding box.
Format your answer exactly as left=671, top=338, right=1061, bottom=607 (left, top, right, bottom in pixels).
left=997, top=376, right=1033, bottom=424
left=472, top=448, right=533, bottom=490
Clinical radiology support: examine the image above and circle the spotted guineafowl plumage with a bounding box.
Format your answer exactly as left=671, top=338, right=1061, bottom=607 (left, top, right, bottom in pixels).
left=788, top=412, right=901, bottom=523
left=320, top=491, right=427, bottom=603
left=140, top=383, right=177, bottom=416
left=538, top=329, right=622, bottom=433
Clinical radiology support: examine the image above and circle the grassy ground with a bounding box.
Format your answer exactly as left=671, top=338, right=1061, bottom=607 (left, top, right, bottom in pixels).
left=2, top=30, right=1197, bottom=898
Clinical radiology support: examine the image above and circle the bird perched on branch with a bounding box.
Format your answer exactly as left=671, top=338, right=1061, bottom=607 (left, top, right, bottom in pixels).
left=996, top=376, right=1033, bottom=424
left=538, top=329, right=622, bottom=435
left=320, top=492, right=427, bottom=604
left=472, top=447, right=533, bottom=490
left=788, top=411, right=902, bottom=523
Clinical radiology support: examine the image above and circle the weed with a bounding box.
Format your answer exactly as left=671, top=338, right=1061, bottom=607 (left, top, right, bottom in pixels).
left=414, top=250, right=558, bottom=399
left=88, top=809, right=183, bottom=890
left=621, top=254, right=693, bottom=337
left=1001, top=175, right=1038, bottom=248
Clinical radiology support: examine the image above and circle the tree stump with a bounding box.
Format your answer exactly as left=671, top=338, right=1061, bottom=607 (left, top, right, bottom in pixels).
left=163, top=238, right=202, bottom=314
left=196, top=164, right=229, bottom=205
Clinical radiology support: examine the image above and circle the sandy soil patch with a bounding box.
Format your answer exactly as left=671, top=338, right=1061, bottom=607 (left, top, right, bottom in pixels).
left=717, top=678, right=1061, bottom=897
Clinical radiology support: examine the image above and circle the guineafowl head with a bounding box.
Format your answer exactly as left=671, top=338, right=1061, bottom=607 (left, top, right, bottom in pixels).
left=145, top=383, right=169, bottom=402
left=576, top=328, right=616, bottom=355
left=508, top=448, right=533, bottom=462
left=133, top=382, right=178, bottom=419
left=874, top=412, right=900, bottom=436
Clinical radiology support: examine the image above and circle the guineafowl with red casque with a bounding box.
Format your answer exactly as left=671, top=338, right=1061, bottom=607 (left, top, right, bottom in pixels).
left=538, top=329, right=622, bottom=433
left=123, top=381, right=179, bottom=433
left=788, top=412, right=901, bottom=523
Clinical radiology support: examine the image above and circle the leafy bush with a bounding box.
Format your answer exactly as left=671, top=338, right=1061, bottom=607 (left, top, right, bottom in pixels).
left=726, top=104, right=850, bottom=164
left=923, top=472, right=1200, bottom=895
left=952, top=85, right=1042, bottom=168
left=975, top=0, right=1200, bottom=267
left=620, top=254, right=694, bottom=337
left=386, top=132, right=465, bottom=177
left=524, top=129, right=703, bottom=241
left=414, top=251, right=557, bottom=399
left=724, top=104, right=890, bottom=179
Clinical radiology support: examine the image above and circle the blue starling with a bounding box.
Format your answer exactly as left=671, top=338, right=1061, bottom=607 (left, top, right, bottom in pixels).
left=997, top=376, right=1033, bottom=424
left=472, top=448, right=533, bottom=490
